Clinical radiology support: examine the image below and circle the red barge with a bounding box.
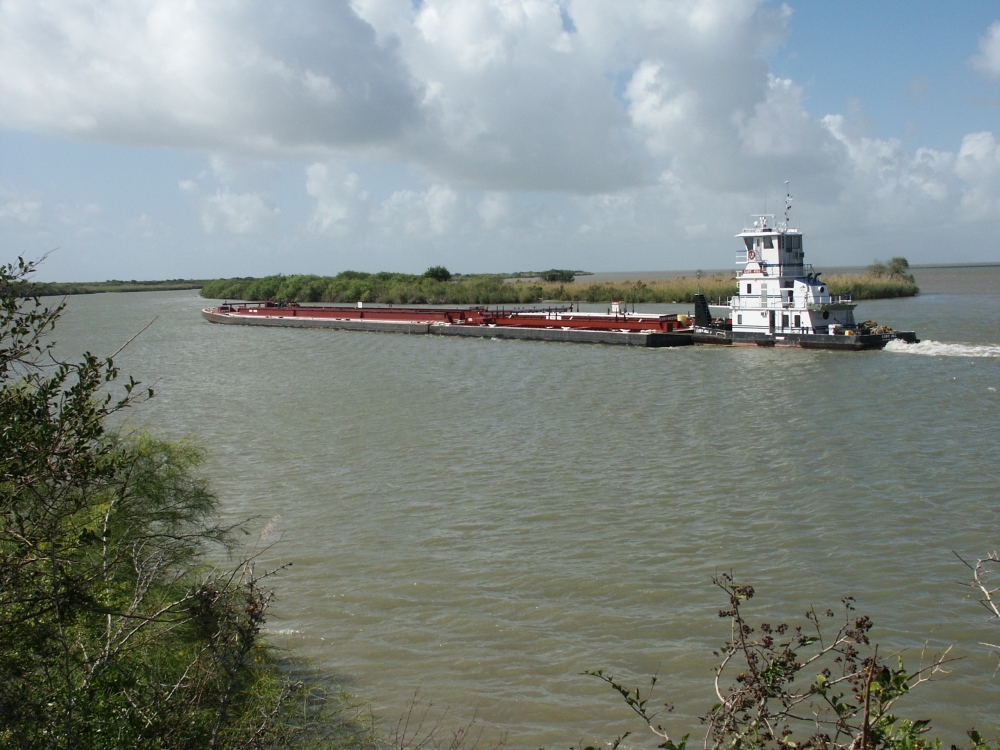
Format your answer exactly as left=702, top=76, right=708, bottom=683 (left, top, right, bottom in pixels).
left=201, top=301, right=694, bottom=347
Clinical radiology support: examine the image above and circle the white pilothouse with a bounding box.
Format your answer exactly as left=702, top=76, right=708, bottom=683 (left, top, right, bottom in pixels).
left=692, top=188, right=917, bottom=349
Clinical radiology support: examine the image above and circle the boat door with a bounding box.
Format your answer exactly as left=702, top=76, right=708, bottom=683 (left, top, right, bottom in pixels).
left=768, top=310, right=775, bottom=333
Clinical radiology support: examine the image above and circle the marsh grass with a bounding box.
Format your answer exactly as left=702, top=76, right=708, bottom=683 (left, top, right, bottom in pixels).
left=201, top=272, right=917, bottom=305
left=26, top=279, right=210, bottom=295
left=821, top=274, right=920, bottom=299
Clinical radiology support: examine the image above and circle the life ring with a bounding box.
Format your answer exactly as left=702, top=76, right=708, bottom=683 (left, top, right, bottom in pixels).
left=747, top=249, right=756, bottom=261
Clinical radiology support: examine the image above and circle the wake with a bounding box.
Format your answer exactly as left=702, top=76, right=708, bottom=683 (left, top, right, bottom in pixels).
left=884, top=339, right=1000, bottom=358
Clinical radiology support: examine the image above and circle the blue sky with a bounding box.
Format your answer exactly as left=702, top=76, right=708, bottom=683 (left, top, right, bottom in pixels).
left=1, top=0, right=998, bottom=282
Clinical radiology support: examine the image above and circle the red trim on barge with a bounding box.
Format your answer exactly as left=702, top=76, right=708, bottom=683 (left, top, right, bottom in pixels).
left=206, top=301, right=692, bottom=334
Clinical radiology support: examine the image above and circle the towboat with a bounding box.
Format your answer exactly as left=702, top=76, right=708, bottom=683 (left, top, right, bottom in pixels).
left=692, top=189, right=918, bottom=349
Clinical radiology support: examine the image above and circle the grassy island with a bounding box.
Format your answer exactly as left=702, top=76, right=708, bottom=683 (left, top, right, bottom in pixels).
left=200, top=269, right=919, bottom=306
left=22, top=279, right=210, bottom=296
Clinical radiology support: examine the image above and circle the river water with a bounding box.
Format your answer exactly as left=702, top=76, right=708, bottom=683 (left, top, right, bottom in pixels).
left=52, top=265, right=1000, bottom=748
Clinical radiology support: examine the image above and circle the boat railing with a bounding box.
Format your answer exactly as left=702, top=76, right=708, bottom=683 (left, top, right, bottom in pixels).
left=727, top=293, right=786, bottom=309
left=728, top=291, right=855, bottom=309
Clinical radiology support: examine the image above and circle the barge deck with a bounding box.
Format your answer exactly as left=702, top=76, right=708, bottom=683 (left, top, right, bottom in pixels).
left=201, top=302, right=694, bottom=348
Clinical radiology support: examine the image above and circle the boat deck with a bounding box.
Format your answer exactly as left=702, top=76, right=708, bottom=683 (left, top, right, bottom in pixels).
left=201, top=307, right=694, bottom=347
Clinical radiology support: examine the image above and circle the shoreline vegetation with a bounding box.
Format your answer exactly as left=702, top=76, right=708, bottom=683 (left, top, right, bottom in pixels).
left=22, top=278, right=210, bottom=295
left=23, top=259, right=921, bottom=304
left=199, top=269, right=918, bottom=306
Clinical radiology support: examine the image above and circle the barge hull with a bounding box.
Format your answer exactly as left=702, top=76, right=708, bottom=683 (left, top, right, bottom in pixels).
left=201, top=309, right=432, bottom=335
left=691, top=328, right=918, bottom=350
left=433, top=324, right=691, bottom=347
left=202, top=309, right=693, bottom=347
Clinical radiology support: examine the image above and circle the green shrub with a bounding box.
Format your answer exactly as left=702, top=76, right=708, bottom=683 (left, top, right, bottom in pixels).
left=199, top=271, right=917, bottom=305
left=1, top=258, right=370, bottom=750
left=539, top=269, right=575, bottom=283
left=423, top=266, right=452, bottom=282
left=868, top=257, right=916, bottom=284
left=588, top=575, right=951, bottom=750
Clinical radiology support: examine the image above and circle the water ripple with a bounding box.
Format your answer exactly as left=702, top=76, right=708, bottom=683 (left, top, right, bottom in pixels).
left=49, top=288, right=1000, bottom=748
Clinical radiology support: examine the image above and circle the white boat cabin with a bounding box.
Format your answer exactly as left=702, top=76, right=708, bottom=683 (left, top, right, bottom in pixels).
left=729, top=196, right=858, bottom=335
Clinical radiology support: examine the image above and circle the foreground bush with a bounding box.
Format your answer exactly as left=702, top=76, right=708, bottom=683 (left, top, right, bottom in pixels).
left=0, top=258, right=374, bottom=750
left=588, top=575, right=957, bottom=750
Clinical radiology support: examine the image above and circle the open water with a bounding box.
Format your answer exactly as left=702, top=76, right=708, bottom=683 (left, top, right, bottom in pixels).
left=52, top=265, right=1000, bottom=748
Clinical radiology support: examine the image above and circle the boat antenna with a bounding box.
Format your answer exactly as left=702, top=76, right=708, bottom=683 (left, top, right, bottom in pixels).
left=697, top=269, right=703, bottom=295
left=783, top=181, right=792, bottom=229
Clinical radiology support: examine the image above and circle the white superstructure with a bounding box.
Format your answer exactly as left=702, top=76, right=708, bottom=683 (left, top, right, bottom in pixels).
left=728, top=188, right=858, bottom=336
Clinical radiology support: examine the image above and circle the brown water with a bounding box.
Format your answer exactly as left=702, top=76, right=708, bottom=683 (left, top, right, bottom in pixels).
left=53, top=267, right=1000, bottom=748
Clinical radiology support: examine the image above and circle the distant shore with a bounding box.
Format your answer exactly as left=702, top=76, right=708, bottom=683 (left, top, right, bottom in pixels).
left=25, top=279, right=209, bottom=295
left=197, top=270, right=918, bottom=305
left=24, top=264, right=967, bottom=301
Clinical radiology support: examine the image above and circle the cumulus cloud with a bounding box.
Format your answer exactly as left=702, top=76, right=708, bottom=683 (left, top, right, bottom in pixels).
left=0, top=0, right=792, bottom=192
left=178, top=153, right=282, bottom=234
left=971, top=21, right=1000, bottom=79
left=201, top=191, right=279, bottom=234
left=477, top=192, right=511, bottom=228
left=375, top=184, right=463, bottom=237
left=820, top=115, right=956, bottom=225
left=385, top=0, right=650, bottom=190
left=3, top=0, right=1000, bottom=276
left=955, top=131, right=1000, bottom=220
left=305, top=161, right=371, bottom=236
left=0, top=0, right=422, bottom=154
left=0, top=187, right=42, bottom=226
left=617, top=1, right=795, bottom=191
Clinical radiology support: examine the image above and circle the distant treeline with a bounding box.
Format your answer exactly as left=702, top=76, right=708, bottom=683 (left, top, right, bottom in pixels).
left=200, top=271, right=739, bottom=305
left=21, top=279, right=209, bottom=296
left=200, top=269, right=918, bottom=305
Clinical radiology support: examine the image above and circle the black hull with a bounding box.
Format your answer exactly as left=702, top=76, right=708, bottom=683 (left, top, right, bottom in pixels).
left=692, top=327, right=918, bottom=350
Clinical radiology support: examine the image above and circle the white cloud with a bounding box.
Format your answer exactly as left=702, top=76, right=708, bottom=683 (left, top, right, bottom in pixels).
left=626, top=60, right=698, bottom=156
left=375, top=184, right=463, bottom=237
left=477, top=192, right=511, bottom=228
left=0, top=0, right=909, bottom=200
left=202, top=191, right=279, bottom=234
left=0, top=187, right=42, bottom=226
left=128, top=213, right=170, bottom=240
left=4, top=0, right=1000, bottom=276
left=971, top=21, right=1000, bottom=79
left=819, top=115, right=955, bottom=225
left=955, top=131, right=1000, bottom=220
left=0, top=0, right=421, bottom=154
left=177, top=152, right=282, bottom=235
left=305, top=161, right=370, bottom=236
left=391, top=0, right=649, bottom=190
left=56, top=202, right=102, bottom=236
left=736, top=77, right=833, bottom=160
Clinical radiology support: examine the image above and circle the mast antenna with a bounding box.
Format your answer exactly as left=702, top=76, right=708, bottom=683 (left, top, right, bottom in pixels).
left=783, top=181, right=793, bottom=229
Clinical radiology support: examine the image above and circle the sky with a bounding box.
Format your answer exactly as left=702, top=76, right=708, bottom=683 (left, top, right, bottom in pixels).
left=1, top=0, right=999, bottom=282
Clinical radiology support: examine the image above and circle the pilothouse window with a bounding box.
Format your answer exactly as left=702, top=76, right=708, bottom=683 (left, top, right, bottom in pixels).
left=763, top=237, right=774, bottom=249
